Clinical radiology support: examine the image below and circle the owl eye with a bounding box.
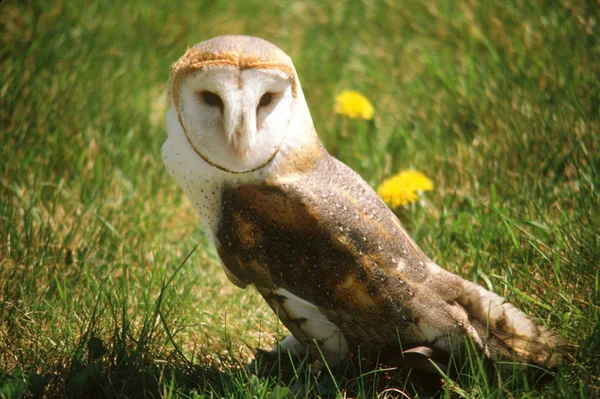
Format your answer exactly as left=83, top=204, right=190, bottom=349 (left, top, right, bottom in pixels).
left=202, top=91, right=223, bottom=108
left=258, top=93, right=273, bottom=108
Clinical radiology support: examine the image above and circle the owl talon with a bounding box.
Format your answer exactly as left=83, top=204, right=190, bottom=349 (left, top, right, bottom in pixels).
left=401, top=345, right=449, bottom=374
left=269, top=334, right=307, bottom=359
left=308, top=360, right=325, bottom=377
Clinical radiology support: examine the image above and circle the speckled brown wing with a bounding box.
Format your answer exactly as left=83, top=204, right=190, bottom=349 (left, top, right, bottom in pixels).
left=217, top=153, right=465, bottom=351
left=216, top=152, right=567, bottom=367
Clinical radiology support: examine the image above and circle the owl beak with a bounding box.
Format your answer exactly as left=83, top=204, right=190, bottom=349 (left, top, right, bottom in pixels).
left=228, top=108, right=256, bottom=162
left=232, top=130, right=251, bottom=161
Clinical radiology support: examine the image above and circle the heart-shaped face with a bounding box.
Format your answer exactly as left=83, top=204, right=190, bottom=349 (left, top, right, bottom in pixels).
left=167, top=35, right=298, bottom=174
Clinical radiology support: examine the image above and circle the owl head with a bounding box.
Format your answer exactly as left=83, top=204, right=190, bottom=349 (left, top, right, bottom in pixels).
left=166, top=35, right=315, bottom=175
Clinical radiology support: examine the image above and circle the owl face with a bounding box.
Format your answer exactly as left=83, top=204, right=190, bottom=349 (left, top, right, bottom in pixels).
left=168, top=37, right=298, bottom=174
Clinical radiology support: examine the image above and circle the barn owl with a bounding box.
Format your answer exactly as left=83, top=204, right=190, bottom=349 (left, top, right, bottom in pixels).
left=162, top=35, right=567, bottom=372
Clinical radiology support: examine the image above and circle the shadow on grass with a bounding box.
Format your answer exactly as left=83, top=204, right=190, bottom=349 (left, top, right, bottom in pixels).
left=0, top=243, right=581, bottom=399
left=52, top=339, right=446, bottom=398
left=0, top=276, right=574, bottom=399
left=1, top=241, right=583, bottom=399
left=0, top=322, right=576, bottom=398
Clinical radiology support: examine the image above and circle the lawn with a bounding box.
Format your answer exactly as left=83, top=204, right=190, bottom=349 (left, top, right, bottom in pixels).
left=1, top=0, right=599, bottom=397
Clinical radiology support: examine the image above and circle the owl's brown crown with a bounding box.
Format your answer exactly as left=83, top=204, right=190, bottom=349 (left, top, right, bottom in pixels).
left=170, top=35, right=297, bottom=105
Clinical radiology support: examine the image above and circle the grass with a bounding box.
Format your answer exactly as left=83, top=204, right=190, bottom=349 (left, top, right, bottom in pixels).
left=1, top=0, right=598, bottom=397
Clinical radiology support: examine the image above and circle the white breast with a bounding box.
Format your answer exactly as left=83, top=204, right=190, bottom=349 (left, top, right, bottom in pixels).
left=162, top=107, right=224, bottom=240
left=163, top=106, right=270, bottom=287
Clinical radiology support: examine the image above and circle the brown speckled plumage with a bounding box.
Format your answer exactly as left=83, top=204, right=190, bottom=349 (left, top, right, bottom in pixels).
left=217, top=146, right=566, bottom=367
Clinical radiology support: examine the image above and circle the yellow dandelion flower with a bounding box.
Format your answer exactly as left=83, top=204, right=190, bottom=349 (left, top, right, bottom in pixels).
left=334, top=90, right=374, bottom=120
left=377, top=170, right=434, bottom=208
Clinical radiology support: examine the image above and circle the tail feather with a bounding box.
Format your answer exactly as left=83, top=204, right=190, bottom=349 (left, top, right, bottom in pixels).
left=459, top=280, right=568, bottom=367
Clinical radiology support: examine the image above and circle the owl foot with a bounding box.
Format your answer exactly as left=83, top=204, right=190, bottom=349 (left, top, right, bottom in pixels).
left=248, top=335, right=310, bottom=379
left=308, top=359, right=325, bottom=377
left=269, top=334, right=308, bottom=358
left=400, top=345, right=449, bottom=374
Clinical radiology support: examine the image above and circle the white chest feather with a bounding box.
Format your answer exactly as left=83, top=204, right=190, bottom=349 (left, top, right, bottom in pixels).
left=162, top=107, right=267, bottom=243
left=162, top=108, right=222, bottom=237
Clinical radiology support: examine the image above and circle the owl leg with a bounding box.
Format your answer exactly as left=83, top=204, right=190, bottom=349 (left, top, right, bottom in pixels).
left=269, top=334, right=308, bottom=358
left=270, top=336, right=328, bottom=376
left=248, top=335, right=307, bottom=378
